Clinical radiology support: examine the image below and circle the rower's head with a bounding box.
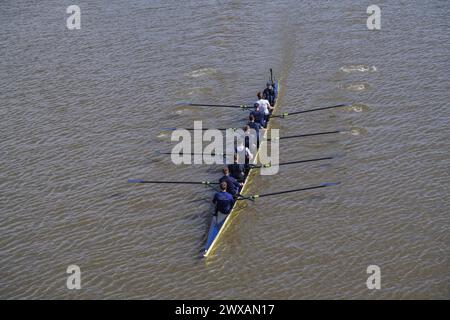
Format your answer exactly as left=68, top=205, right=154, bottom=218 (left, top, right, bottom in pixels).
left=249, top=114, right=255, bottom=122
left=253, top=102, right=260, bottom=110
left=220, top=181, right=227, bottom=191
left=266, top=82, right=271, bottom=88
left=257, top=92, right=262, bottom=99
left=222, top=167, right=230, bottom=176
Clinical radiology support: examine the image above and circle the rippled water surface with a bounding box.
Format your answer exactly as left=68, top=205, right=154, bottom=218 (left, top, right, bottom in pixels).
left=1, top=0, right=449, bottom=299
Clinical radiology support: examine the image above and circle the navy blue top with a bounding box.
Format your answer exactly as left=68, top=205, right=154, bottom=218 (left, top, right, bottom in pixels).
left=212, top=191, right=235, bottom=215
left=250, top=110, right=266, bottom=127
left=228, top=163, right=246, bottom=182
left=219, top=175, right=241, bottom=196
left=248, top=121, right=262, bottom=147
left=263, top=87, right=275, bottom=106
left=248, top=121, right=263, bottom=134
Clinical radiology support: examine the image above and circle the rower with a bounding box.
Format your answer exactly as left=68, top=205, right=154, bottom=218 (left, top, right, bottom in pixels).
left=228, top=153, right=246, bottom=183
left=219, top=167, right=242, bottom=196
left=236, top=140, right=253, bottom=166
left=263, top=82, right=275, bottom=106
left=212, top=181, right=235, bottom=223
left=243, top=124, right=258, bottom=151
left=256, top=92, right=273, bottom=123
left=247, top=114, right=264, bottom=148
left=250, top=103, right=266, bottom=127
left=248, top=114, right=263, bottom=132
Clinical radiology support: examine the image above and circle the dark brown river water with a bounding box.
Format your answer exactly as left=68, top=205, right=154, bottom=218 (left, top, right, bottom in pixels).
left=1, top=0, right=448, bottom=299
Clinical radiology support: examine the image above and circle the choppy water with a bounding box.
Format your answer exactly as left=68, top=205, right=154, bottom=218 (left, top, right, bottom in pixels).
left=1, top=0, right=449, bottom=299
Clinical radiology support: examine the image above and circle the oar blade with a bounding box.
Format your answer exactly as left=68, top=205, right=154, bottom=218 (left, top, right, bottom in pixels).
left=321, top=182, right=341, bottom=187
left=128, top=179, right=144, bottom=184
left=175, top=101, right=191, bottom=106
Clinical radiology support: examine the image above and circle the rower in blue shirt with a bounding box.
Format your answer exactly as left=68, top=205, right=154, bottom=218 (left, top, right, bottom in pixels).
left=250, top=103, right=266, bottom=127
left=212, top=181, right=235, bottom=216
left=228, top=153, right=246, bottom=183
left=219, top=167, right=242, bottom=196
left=246, top=115, right=264, bottom=148
left=248, top=114, right=263, bottom=133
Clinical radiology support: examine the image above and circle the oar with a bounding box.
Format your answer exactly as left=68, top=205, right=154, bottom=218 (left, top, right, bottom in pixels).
left=128, top=179, right=219, bottom=185
left=249, top=156, right=333, bottom=168
left=238, top=182, right=340, bottom=200
left=181, top=103, right=253, bottom=109
left=161, top=127, right=237, bottom=131
left=271, top=104, right=350, bottom=118
left=157, top=151, right=228, bottom=157
left=268, top=130, right=342, bottom=141
left=161, top=129, right=341, bottom=139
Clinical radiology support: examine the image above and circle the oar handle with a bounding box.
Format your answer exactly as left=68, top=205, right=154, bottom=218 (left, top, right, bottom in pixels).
left=236, top=195, right=255, bottom=202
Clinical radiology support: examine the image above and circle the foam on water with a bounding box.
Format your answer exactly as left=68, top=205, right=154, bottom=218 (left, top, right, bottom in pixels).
left=340, top=65, right=377, bottom=73
left=340, top=83, right=368, bottom=91
left=187, top=68, right=218, bottom=78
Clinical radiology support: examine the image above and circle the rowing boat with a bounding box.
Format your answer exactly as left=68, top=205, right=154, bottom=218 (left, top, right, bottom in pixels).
left=203, top=69, right=281, bottom=257
left=127, top=70, right=342, bottom=256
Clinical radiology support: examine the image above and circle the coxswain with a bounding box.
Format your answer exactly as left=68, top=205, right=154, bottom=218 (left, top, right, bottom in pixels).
left=212, top=181, right=235, bottom=224
left=263, top=82, right=275, bottom=106
left=219, top=167, right=242, bottom=196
